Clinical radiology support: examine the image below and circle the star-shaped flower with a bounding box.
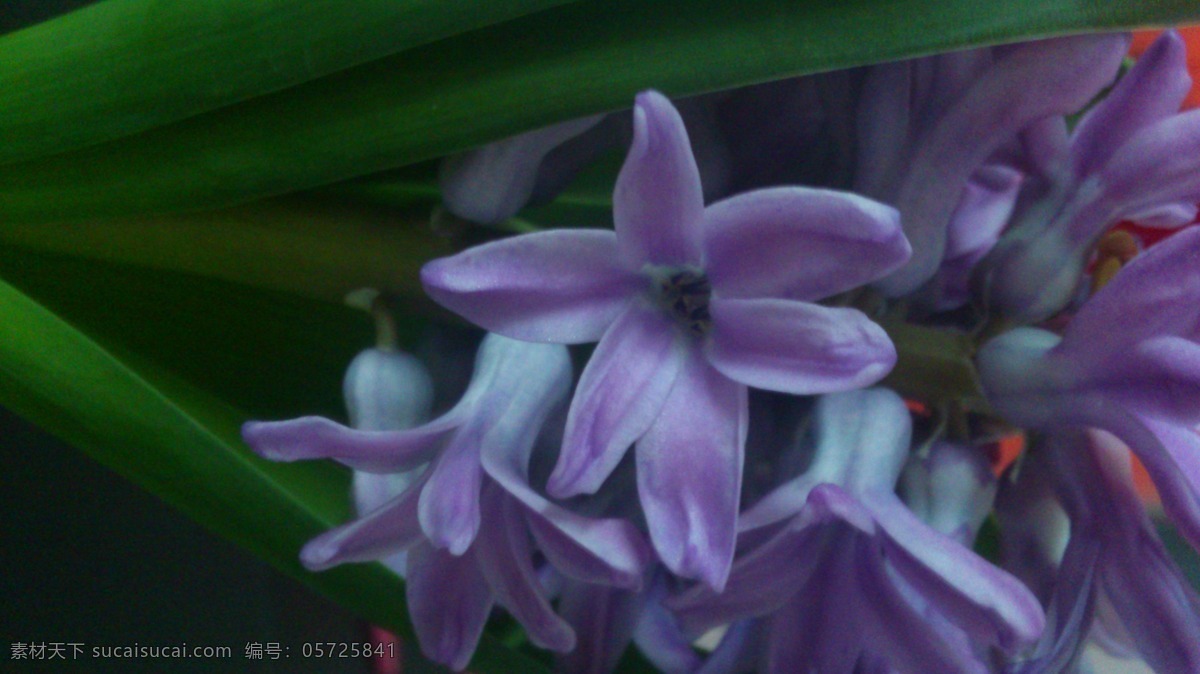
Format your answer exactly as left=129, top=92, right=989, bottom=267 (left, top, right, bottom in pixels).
left=422, top=90, right=910, bottom=589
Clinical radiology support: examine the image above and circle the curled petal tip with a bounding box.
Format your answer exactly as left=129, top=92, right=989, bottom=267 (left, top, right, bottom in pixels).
left=298, top=538, right=339, bottom=572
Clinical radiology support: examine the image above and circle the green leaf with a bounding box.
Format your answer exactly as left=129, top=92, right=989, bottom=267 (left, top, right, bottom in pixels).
left=0, top=0, right=576, bottom=165
left=2, top=0, right=1197, bottom=222
left=0, top=255, right=548, bottom=673
left=0, top=196, right=452, bottom=306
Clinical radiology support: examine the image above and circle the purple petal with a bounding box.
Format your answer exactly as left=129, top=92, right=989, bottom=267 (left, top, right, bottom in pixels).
left=1094, top=110, right=1200, bottom=227
left=301, top=474, right=426, bottom=570
left=636, top=351, right=746, bottom=590
left=632, top=577, right=704, bottom=674
left=1094, top=408, right=1200, bottom=553
left=875, top=33, right=1129, bottom=296
left=766, top=590, right=856, bottom=674
left=557, top=582, right=642, bottom=674
left=867, top=491, right=1046, bottom=652
left=1100, top=522, right=1200, bottom=673
left=551, top=302, right=687, bottom=496
left=1070, top=31, right=1191, bottom=178
left=525, top=508, right=648, bottom=590
left=702, top=186, right=909, bottom=301
left=241, top=415, right=455, bottom=473
left=694, top=619, right=761, bottom=674
left=1010, top=536, right=1099, bottom=674
left=421, top=229, right=639, bottom=343
left=406, top=541, right=494, bottom=671
left=668, top=508, right=834, bottom=634
left=706, top=298, right=896, bottom=395
left=475, top=486, right=576, bottom=652
left=440, top=114, right=605, bottom=224
left=943, top=165, right=1023, bottom=261
left=613, top=90, right=704, bottom=267
left=418, top=420, right=485, bottom=554
left=477, top=377, right=649, bottom=589
left=1058, top=225, right=1200, bottom=360
left=853, top=556, right=992, bottom=674
left=854, top=60, right=915, bottom=196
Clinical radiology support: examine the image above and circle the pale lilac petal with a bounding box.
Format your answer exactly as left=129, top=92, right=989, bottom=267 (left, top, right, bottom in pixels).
left=353, top=471, right=418, bottom=516
left=557, top=582, right=642, bottom=674
left=301, top=474, right=426, bottom=570
left=614, top=90, right=704, bottom=267
left=1070, top=31, right=1191, bottom=178
left=406, top=542, right=494, bottom=671
left=342, top=347, right=434, bottom=431
left=475, top=486, right=576, bottom=652
left=421, top=229, right=639, bottom=343
left=1127, top=201, right=1199, bottom=228
left=944, top=165, right=1023, bottom=260
left=737, top=474, right=817, bottom=532
left=241, top=415, right=455, bottom=473
left=702, top=187, right=909, bottom=301
left=636, top=352, right=746, bottom=590
left=552, top=303, right=687, bottom=496
left=707, top=298, right=895, bottom=395
left=440, top=114, right=605, bottom=224
left=742, top=388, right=911, bottom=531
left=525, top=510, right=648, bottom=590
left=932, top=165, right=1022, bottom=310
left=900, top=441, right=997, bottom=546
left=804, top=388, right=913, bottom=494
left=866, top=491, right=1047, bottom=652
left=418, top=420, right=486, bottom=554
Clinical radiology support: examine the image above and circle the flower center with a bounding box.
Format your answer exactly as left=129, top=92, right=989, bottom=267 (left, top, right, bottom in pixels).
left=650, top=267, right=712, bottom=337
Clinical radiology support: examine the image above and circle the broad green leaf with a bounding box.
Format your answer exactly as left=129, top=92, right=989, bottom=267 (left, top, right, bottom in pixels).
left=0, top=259, right=547, bottom=673
left=0, top=0, right=575, bottom=165
left=1, top=0, right=1197, bottom=222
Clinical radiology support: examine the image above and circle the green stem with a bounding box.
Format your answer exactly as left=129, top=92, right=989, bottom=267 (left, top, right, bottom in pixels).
left=878, top=320, right=988, bottom=411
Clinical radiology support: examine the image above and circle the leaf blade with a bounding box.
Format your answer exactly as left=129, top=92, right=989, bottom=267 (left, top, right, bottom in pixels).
left=0, top=0, right=576, bottom=165
left=2, top=0, right=1198, bottom=222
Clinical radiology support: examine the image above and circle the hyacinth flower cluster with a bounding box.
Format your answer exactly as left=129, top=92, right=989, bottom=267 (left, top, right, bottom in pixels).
left=242, top=30, right=1200, bottom=673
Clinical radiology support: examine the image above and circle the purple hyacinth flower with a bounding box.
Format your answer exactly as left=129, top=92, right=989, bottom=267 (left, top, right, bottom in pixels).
left=979, top=31, right=1200, bottom=323
left=977, top=225, right=1200, bottom=552
left=920, top=164, right=1023, bottom=312
left=1023, top=429, right=1200, bottom=674
left=342, top=343, right=435, bottom=574
left=900, top=440, right=998, bottom=547
left=440, top=114, right=607, bottom=224
left=855, top=34, right=1129, bottom=297
left=670, top=390, right=1044, bottom=673
left=243, top=334, right=649, bottom=670
left=422, top=90, right=909, bottom=589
